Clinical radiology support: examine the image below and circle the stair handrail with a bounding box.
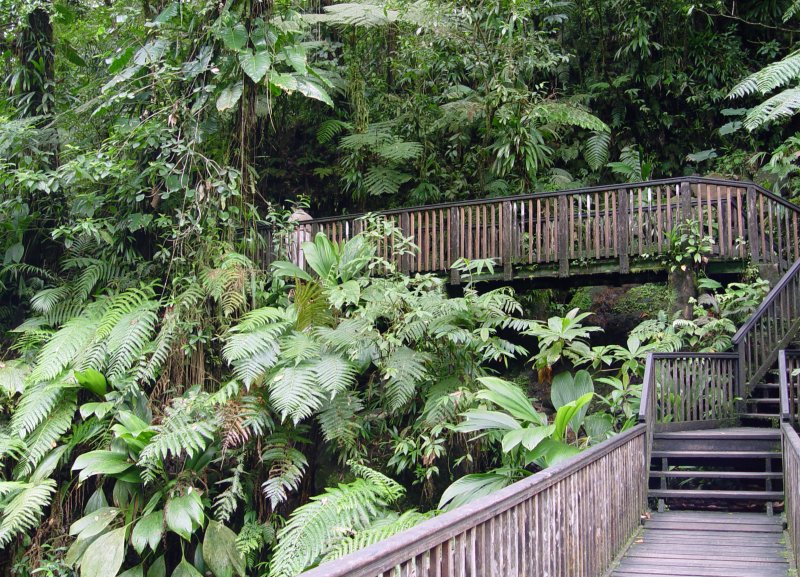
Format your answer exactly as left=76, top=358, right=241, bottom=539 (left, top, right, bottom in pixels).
left=731, top=258, right=800, bottom=393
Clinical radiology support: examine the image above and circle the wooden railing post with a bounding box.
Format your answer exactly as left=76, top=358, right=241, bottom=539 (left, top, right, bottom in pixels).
left=449, top=207, right=461, bottom=285
left=399, top=212, right=411, bottom=274
left=747, top=185, right=761, bottom=263
left=679, top=180, right=692, bottom=222
left=502, top=201, right=513, bottom=280
left=617, top=189, right=630, bottom=274
left=558, top=195, right=569, bottom=277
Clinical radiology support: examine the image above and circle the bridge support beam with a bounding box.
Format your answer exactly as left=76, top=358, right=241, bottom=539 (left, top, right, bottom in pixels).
left=670, top=267, right=696, bottom=319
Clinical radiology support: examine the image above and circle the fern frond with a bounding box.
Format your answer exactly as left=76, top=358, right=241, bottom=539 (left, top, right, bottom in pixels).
left=261, top=437, right=309, bottom=508
left=306, top=3, right=400, bottom=28
left=530, top=102, right=609, bottom=132
left=321, top=510, right=431, bottom=562
left=743, top=87, right=800, bottom=130
left=584, top=131, right=611, bottom=171
left=103, top=301, right=159, bottom=379
left=29, top=305, right=102, bottom=382
left=312, top=354, right=357, bottom=395
left=0, top=478, right=56, bottom=548
left=137, top=397, right=218, bottom=482
left=318, top=392, right=363, bottom=447
left=214, top=463, right=245, bottom=523
left=14, top=392, right=76, bottom=477
left=317, top=119, right=351, bottom=144
left=30, top=285, right=72, bottom=315
left=10, top=382, right=66, bottom=437
left=375, top=141, right=423, bottom=162
left=363, top=166, right=411, bottom=197
left=269, top=478, right=391, bottom=577
left=268, top=365, right=325, bottom=424
left=730, top=50, right=800, bottom=98
left=381, top=346, right=429, bottom=411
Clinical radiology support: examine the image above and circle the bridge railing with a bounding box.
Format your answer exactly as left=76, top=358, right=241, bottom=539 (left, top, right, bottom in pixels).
left=732, top=258, right=800, bottom=393
left=262, top=177, right=800, bottom=281
left=779, top=349, right=800, bottom=426
left=297, top=424, right=647, bottom=577
left=639, top=353, right=739, bottom=432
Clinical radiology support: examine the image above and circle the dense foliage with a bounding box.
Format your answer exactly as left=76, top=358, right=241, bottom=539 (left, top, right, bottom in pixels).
left=2, top=0, right=799, bottom=575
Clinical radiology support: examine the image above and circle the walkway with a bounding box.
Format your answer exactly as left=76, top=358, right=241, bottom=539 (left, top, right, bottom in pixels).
left=612, top=511, right=790, bottom=577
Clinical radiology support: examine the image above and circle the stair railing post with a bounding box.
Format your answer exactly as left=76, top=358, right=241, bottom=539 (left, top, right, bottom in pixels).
left=747, top=185, right=761, bottom=264
left=449, top=206, right=461, bottom=285
left=736, top=340, right=746, bottom=402
left=558, top=195, right=569, bottom=278
left=617, top=188, right=630, bottom=274
left=502, top=201, right=514, bottom=280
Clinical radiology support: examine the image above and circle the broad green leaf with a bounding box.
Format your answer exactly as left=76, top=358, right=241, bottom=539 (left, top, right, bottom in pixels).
left=147, top=556, right=166, bottom=577
left=80, top=527, right=126, bottom=577
left=270, top=260, right=312, bottom=281
left=119, top=566, right=144, bottom=577
left=131, top=510, right=163, bottom=554
left=551, top=370, right=594, bottom=409
left=4, top=242, right=23, bottom=264
left=295, top=77, right=333, bottom=107
left=583, top=413, right=614, bottom=441
left=216, top=83, right=243, bottom=112
left=501, top=425, right=554, bottom=453
left=74, top=368, right=107, bottom=396
left=439, top=470, right=519, bottom=510
left=534, top=439, right=581, bottom=467
left=239, top=50, right=271, bottom=83
left=108, top=46, right=135, bottom=74
left=476, top=377, right=544, bottom=424
left=65, top=532, right=100, bottom=566
left=202, top=520, right=246, bottom=577
left=456, top=409, right=521, bottom=433
left=166, top=490, right=203, bottom=541
left=269, top=71, right=298, bottom=93
left=69, top=507, right=119, bottom=538
left=283, top=46, right=307, bottom=74
left=173, top=558, right=203, bottom=577
left=72, top=451, right=134, bottom=482
left=80, top=401, right=114, bottom=419
left=553, top=392, right=594, bottom=441
left=221, top=24, right=248, bottom=51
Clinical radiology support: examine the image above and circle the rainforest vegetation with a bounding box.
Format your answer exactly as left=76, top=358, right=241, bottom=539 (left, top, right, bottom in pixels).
left=2, top=0, right=800, bottom=575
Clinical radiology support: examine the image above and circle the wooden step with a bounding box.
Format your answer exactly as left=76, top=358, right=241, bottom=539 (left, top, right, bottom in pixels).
left=738, top=413, right=780, bottom=420
left=652, top=450, right=780, bottom=459
left=654, top=428, right=779, bottom=440
left=649, top=489, right=783, bottom=500
left=649, top=470, right=783, bottom=479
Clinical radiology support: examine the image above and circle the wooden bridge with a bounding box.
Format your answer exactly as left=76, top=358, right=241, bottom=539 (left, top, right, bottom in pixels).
left=262, top=177, right=800, bottom=283
left=284, top=179, right=800, bottom=577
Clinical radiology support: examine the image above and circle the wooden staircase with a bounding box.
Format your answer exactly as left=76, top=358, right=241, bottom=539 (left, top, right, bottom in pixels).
left=648, top=428, right=783, bottom=513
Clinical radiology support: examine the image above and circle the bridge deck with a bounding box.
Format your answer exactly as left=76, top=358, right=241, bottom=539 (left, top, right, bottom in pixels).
left=612, top=511, right=790, bottom=576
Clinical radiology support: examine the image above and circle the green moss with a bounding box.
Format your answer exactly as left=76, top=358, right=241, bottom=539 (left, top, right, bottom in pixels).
left=613, top=284, right=674, bottom=316
left=567, top=287, right=593, bottom=312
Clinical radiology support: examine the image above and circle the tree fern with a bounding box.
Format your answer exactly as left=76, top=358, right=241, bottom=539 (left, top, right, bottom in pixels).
left=530, top=102, right=609, bottom=133
left=28, top=305, right=102, bottom=382
left=742, top=87, right=800, bottom=131
left=375, top=141, right=423, bottom=163
left=318, top=392, right=364, bottom=447
left=728, top=49, right=800, bottom=130
left=103, top=301, right=159, bottom=379
left=0, top=478, right=56, bottom=548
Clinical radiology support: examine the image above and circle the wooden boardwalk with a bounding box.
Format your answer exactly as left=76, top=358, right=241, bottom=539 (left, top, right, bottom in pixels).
left=612, top=511, right=791, bottom=577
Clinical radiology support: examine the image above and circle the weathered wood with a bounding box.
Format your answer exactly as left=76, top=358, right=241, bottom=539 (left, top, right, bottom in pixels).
left=617, top=189, right=630, bottom=273
left=558, top=195, right=569, bottom=277
left=501, top=201, right=513, bottom=280
left=448, top=207, right=460, bottom=285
